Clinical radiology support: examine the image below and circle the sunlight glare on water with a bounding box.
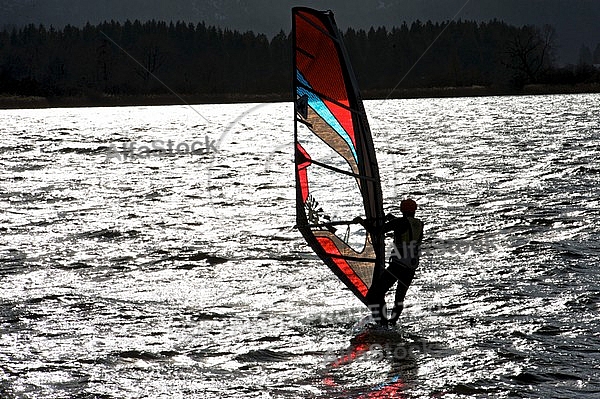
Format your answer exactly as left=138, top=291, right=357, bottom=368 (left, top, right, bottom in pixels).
left=1, top=94, right=599, bottom=398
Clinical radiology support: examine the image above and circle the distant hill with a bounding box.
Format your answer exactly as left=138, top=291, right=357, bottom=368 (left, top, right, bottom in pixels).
left=1, top=0, right=599, bottom=63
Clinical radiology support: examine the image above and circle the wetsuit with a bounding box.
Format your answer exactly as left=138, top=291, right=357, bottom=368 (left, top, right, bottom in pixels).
left=366, top=215, right=424, bottom=325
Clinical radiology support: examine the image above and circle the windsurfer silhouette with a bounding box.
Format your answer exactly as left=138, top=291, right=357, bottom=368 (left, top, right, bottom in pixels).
left=355, top=198, right=424, bottom=326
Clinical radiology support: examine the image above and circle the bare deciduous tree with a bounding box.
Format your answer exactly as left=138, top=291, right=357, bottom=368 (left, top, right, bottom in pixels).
left=504, top=24, right=555, bottom=84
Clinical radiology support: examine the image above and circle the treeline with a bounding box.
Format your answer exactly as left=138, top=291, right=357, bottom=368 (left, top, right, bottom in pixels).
left=1, top=19, right=599, bottom=100
left=0, top=20, right=289, bottom=97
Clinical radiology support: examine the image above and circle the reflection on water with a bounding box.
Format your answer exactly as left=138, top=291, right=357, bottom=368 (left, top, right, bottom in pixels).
left=0, top=94, right=599, bottom=398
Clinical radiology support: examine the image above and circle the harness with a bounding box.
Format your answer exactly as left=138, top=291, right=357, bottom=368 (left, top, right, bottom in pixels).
left=391, top=217, right=423, bottom=269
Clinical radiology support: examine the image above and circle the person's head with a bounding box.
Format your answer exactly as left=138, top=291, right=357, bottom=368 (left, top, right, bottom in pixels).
left=400, top=198, right=417, bottom=217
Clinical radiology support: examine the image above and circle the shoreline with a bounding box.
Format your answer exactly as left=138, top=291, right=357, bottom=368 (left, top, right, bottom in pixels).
left=2, top=84, right=600, bottom=109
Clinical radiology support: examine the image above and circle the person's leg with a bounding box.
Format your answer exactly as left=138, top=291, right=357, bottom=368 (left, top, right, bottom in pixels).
left=366, top=269, right=398, bottom=325
left=388, top=262, right=416, bottom=325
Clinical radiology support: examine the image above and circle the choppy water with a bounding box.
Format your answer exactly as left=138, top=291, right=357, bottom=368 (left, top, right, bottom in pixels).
left=1, top=94, right=599, bottom=398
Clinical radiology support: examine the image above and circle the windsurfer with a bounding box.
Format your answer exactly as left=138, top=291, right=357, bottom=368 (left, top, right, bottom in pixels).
left=355, top=198, right=424, bottom=326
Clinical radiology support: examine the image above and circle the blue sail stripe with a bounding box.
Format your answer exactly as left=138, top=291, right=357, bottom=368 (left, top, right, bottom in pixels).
left=296, top=70, right=358, bottom=163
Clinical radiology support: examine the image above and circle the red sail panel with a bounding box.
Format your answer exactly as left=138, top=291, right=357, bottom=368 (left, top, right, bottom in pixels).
left=295, top=10, right=356, bottom=146
left=296, top=143, right=311, bottom=202
left=316, top=236, right=369, bottom=297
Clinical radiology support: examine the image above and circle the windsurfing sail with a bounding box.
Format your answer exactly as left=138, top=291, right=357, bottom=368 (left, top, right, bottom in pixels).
left=292, top=7, right=386, bottom=306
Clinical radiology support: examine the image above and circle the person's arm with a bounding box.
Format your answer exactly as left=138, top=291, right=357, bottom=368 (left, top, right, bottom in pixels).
left=380, top=214, right=400, bottom=234
left=354, top=213, right=399, bottom=235
left=352, top=216, right=372, bottom=232
left=352, top=216, right=381, bottom=235
left=416, top=220, right=424, bottom=242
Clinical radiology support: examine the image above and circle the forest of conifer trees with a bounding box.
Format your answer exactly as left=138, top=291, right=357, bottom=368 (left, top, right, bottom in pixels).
left=1, top=19, right=599, bottom=104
